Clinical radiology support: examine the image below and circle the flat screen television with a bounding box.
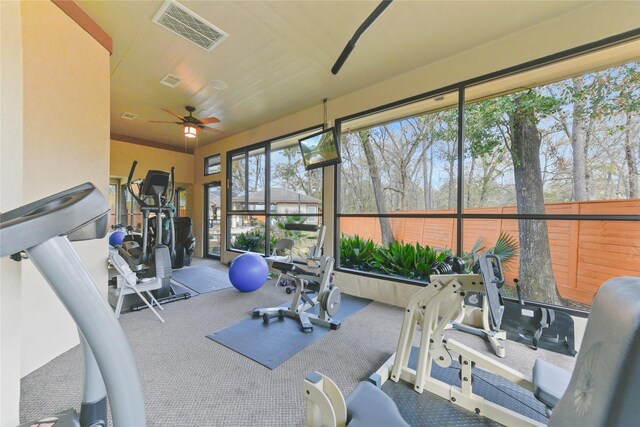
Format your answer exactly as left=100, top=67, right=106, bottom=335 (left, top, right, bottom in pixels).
left=298, top=127, right=342, bottom=171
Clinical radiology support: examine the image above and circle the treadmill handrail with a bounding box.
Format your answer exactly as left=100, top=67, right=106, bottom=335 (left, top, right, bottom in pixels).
left=0, top=183, right=109, bottom=256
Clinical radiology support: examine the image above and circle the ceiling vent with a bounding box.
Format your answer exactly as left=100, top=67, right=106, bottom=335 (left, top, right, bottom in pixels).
left=153, top=0, right=228, bottom=52
left=160, top=73, right=182, bottom=88
left=121, top=112, right=138, bottom=120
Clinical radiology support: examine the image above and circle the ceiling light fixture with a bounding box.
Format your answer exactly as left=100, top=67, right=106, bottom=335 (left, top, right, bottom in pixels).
left=184, top=124, right=198, bottom=138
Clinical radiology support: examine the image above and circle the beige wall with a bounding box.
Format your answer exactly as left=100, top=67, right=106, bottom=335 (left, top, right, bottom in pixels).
left=110, top=139, right=194, bottom=184
left=110, top=139, right=195, bottom=217
left=193, top=1, right=640, bottom=263
left=0, top=2, right=24, bottom=424
left=17, top=0, right=111, bottom=379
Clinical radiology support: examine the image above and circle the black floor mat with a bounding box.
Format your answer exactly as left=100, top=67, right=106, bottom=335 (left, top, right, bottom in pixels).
left=206, top=295, right=371, bottom=369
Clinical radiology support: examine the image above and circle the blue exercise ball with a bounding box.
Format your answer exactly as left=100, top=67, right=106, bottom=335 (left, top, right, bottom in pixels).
left=109, top=231, right=126, bottom=247
left=229, top=253, right=269, bottom=292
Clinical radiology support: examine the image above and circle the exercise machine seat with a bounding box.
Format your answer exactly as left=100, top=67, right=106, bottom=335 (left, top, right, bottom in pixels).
left=532, top=359, right=571, bottom=409
left=345, top=381, right=409, bottom=427
left=549, top=276, right=640, bottom=427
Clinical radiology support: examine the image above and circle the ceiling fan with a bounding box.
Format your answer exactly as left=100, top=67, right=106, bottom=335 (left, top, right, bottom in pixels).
left=149, top=106, right=222, bottom=138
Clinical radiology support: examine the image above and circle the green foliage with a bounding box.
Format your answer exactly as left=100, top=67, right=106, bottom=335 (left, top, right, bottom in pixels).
left=232, top=229, right=266, bottom=253
left=488, top=231, right=519, bottom=270
left=340, top=234, right=377, bottom=271
left=371, top=240, right=445, bottom=282
left=462, top=231, right=519, bottom=271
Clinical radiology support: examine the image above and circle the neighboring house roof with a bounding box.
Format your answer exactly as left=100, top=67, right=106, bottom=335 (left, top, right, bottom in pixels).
left=232, top=187, right=320, bottom=204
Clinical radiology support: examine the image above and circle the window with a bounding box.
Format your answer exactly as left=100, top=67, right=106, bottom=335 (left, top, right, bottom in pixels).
left=175, top=188, right=187, bottom=217
left=337, top=91, right=460, bottom=283
left=108, top=182, right=118, bottom=228
left=336, top=38, right=640, bottom=310
left=227, top=128, right=323, bottom=257
left=205, top=154, right=221, bottom=175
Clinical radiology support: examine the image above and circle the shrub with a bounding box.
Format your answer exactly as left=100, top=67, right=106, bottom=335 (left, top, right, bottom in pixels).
left=232, top=229, right=266, bottom=253
left=340, top=234, right=378, bottom=271
left=371, top=240, right=445, bottom=282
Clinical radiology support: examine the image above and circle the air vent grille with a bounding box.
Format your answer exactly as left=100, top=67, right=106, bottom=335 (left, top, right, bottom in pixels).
left=121, top=112, right=138, bottom=120
left=160, top=74, right=182, bottom=88
left=153, top=0, right=228, bottom=52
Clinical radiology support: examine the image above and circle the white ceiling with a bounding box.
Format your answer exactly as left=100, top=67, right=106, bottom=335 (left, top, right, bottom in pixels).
left=76, top=0, right=593, bottom=151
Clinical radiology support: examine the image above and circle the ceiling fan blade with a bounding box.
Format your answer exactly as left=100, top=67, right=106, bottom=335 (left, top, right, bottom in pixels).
left=198, top=116, right=221, bottom=124
left=148, top=120, right=181, bottom=124
left=201, top=126, right=224, bottom=135
left=331, top=0, right=393, bottom=75
left=161, top=108, right=186, bottom=121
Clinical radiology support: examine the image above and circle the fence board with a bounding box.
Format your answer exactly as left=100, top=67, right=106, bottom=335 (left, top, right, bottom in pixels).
left=340, top=199, right=639, bottom=305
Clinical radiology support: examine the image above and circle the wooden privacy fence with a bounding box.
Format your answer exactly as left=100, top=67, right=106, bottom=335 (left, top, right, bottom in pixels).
left=340, top=199, right=640, bottom=305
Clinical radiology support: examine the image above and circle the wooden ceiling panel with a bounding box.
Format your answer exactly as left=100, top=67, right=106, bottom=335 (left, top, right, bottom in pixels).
left=78, top=0, right=596, bottom=149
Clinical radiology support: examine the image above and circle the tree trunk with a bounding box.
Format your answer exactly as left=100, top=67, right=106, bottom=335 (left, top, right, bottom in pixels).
left=359, top=131, right=395, bottom=245
left=624, top=111, right=638, bottom=198
left=448, top=141, right=457, bottom=209
left=510, top=94, right=563, bottom=305
left=571, top=77, right=589, bottom=201
left=467, top=156, right=475, bottom=207
left=422, top=147, right=429, bottom=210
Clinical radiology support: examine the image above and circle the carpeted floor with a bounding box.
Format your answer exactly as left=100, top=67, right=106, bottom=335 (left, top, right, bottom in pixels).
left=20, top=258, right=576, bottom=426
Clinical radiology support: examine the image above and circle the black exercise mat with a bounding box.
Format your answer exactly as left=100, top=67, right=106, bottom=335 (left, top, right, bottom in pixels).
left=502, top=300, right=577, bottom=357
left=170, top=281, right=198, bottom=297
left=382, top=346, right=548, bottom=424
left=171, top=266, right=233, bottom=295
left=206, top=295, right=371, bottom=369
left=382, top=379, right=499, bottom=426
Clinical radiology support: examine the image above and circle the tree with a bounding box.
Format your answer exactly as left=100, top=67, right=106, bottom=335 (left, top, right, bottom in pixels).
left=569, top=77, right=590, bottom=201
left=465, top=91, right=564, bottom=304
left=358, top=130, right=395, bottom=245
left=509, top=92, right=563, bottom=304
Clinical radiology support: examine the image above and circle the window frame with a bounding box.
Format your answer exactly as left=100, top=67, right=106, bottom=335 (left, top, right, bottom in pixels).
left=204, top=154, right=221, bottom=176
left=333, top=30, right=640, bottom=312
left=226, top=125, right=325, bottom=256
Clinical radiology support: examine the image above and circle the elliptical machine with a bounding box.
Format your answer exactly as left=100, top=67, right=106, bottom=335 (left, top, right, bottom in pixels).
left=114, top=161, right=190, bottom=310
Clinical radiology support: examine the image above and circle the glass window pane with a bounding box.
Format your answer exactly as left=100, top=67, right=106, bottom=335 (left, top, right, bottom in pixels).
left=205, top=154, right=221, bottom=175
left=108, top=184, right=117, bottom=228
left=207, top=184, right=221, bottom=257
left=463, top=218, right=640, bottom=309
left=464, top=60, right=640, bottom=210
left=269, top=216, right=323, bottom=260
left=230, top=153, right=246, bottom=210
left=246, top=147, right=266, bottom=211
left=340, top=93, right=459, bottom=214
left=338, top=217, right=457, bottom=283
left=270, top=131, right=323, bottom=212
left=228, top=214, right=266, bottom=254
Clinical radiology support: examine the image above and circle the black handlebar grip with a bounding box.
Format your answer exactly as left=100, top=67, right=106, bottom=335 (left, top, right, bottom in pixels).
left=127, top=160, right=138, bottom=184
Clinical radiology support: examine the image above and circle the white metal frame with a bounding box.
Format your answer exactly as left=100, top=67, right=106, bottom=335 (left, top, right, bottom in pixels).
left=372, top=274, right=543, bottom=427
left=266, top=237, right=294, bottom=286
left=109, top=253, right=165, bottom=323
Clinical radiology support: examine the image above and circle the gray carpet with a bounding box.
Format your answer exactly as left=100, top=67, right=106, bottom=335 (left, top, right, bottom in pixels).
left=20, top=258, right=576, bottom=426
left=171, top=266, right=233, bottom=294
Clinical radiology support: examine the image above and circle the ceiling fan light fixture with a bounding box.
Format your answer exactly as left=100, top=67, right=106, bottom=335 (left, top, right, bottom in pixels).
left=184, top=125, right=198, bottom=138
